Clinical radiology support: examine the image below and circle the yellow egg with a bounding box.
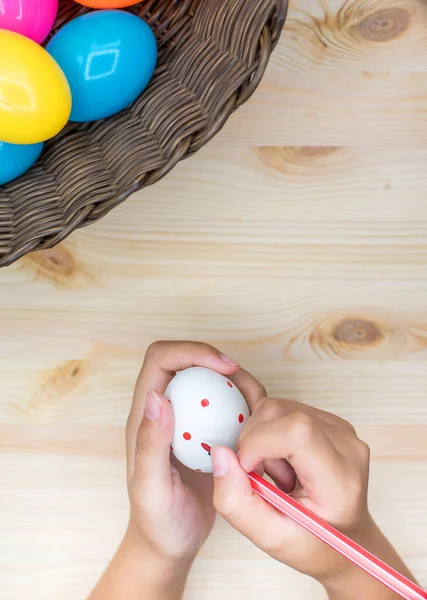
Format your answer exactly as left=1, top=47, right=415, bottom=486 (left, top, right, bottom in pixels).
left=0, top=30, right=71, bottom=144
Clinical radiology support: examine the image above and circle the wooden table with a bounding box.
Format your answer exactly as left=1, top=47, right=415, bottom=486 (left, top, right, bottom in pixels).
left=1, top=1, right=427, bottom=598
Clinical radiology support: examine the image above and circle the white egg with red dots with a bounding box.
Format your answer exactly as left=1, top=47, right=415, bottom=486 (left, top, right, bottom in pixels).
left=165, top=367, right=250, bottom=473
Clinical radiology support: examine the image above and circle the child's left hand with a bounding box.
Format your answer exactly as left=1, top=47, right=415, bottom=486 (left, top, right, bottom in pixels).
left=125, top=341, right=265, bottom=567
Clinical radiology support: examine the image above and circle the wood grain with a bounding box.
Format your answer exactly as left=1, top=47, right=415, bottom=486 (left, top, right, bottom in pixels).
left=208, top=0, right=427, bottom=145
left=1, top=0, right=427, bottom=598
left=276, top=0, right=427, bottom=72
left=213, top=68, right=427, bottom=146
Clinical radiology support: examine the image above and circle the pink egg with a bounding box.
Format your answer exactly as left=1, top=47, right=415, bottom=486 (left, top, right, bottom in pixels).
left=0, top=0, right=58, bottom=44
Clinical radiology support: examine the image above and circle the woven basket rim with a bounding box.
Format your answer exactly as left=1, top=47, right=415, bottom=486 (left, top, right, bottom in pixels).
left=0, top=0, right=289, bottom=267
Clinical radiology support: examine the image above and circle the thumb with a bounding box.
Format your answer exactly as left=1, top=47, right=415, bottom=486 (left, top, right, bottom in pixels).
left=132, top=390, right=174, bottom=494
left=211, top=446, right=253, bottom=512
left=211, top=446, right=292, bottom=553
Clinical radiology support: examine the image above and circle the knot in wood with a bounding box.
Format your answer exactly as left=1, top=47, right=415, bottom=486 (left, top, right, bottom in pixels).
left=357, top=8, right=410, bottom=42
left=27, top=246, right=76, bottom=281
left=333, top=319, right=383, bottom=346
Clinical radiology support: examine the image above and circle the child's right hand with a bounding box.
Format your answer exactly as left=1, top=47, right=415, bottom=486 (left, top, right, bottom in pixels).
left=211, top=397, right=412, bottom=598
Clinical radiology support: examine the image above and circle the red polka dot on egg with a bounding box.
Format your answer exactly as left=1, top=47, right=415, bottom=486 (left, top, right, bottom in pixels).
left=183, top=432, right=192, bottom=441
left=227, top=381, right=233, bottom=388
left=201, top=398, right=210, bottom=407
left=238, top=414, right=244, bottom=423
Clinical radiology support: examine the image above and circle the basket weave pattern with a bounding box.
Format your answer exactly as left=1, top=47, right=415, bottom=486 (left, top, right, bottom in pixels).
left=0, top=0, right=288, bottom=267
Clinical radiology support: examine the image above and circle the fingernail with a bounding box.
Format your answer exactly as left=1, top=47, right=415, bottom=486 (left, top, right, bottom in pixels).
left=219, top=353, right=239, bottom=367
left=145, top=390, right=161, bottom=421
left=211, top=446, right=229, bottom=477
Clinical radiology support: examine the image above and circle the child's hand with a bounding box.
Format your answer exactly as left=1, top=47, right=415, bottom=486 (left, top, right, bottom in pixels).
left=91, top=350, right=414, bottom=600
left=89, top=342, right=265, bottom=600
left=211, top=397, right=373, bottom=582
left=125, top=341, right=266, bottom=567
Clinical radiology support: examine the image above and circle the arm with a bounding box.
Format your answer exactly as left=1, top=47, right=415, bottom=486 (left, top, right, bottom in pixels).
left=323, top=516, right=417, bottom=600
left=87, top=341, right=266, bottom=600
left=211, top=398, right=417, bottom=600
left=88, top=532, right=190, bottom=600
left=87, top=341, right=244, bottom=600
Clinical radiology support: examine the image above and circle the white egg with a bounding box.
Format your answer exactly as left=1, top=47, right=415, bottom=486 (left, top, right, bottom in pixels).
left=165, top=367, right=250, bottom=473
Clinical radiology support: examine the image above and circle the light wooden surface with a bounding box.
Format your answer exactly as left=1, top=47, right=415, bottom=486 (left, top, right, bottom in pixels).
left=1, top=1, right=427, bottom=598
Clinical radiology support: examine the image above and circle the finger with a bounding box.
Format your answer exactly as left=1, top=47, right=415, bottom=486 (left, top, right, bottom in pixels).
left=177, top=461, right=215, bottom=522
left=229, top=368, right=267, bottom=411
left=240, top=397, right=354, bottom=443
left=320, top=421, right=358, bottom=458
left=211, top=446, right=292, bottom=553
left=237, top=397, right=285, bottom=443
left=133, top=341, right=240, bottom=416
left=238, top=414, right=347, bottom=505
left=286, top=401, right=356, bottom=434
left=127, top=341, right=240, bottom=472
left=132, top=390, right=174, bottom=486
left=264, top=458, right=297, bottom=494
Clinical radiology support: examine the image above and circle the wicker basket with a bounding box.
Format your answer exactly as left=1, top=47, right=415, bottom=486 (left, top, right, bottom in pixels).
left=0, top=0, right=288, bottom=267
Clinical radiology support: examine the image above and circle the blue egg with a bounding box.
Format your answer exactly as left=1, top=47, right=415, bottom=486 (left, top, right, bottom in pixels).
left=0, top=141, right=44, bottom=185
left=46, top=10, right=157, bottom=122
